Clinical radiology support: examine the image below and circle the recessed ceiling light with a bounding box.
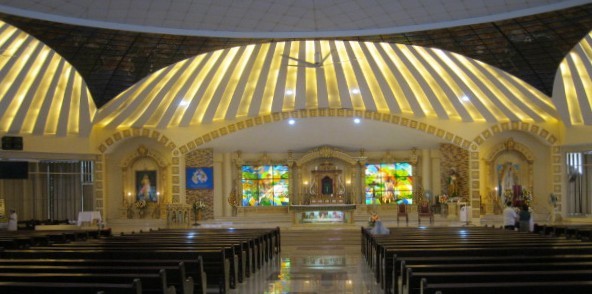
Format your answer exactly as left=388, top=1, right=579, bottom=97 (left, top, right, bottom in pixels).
left=461, top=95, right=470, bottom=102
left=354, top=118, right=361, bottom=124
left=351, top=88, right=360, bottom=94
left=285, top=89, right=294, bottom=95
left=179, top=100, right=189, bottom=106
left=288, top=119, right=295, bottom=125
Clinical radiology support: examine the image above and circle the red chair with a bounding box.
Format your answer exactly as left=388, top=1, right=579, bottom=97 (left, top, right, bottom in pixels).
left=418, top=200, right=434, bottom=224
left=397, top=203, right=409, bottom=225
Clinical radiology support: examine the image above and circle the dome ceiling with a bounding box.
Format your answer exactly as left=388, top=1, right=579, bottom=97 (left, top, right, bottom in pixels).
left=0, top=3, right=590, bottom=108
left=0, top=2, right=590, bottom=139
left=0, top=20, right=95, bottom=136
left=94, top=40, right=558, bottom=129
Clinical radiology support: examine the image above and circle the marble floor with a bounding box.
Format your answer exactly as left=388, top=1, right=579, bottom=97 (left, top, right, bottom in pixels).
left=228, top=227, right=383, bottom=294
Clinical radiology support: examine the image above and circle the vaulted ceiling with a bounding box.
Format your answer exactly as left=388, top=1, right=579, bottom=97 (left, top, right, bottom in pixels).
left=0, top=2, right=590, bottom=108
left=0, top=1, right=591, bottom=147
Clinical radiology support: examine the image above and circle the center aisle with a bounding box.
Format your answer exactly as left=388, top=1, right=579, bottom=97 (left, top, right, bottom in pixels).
left=229, top=227, right=382, bottom=293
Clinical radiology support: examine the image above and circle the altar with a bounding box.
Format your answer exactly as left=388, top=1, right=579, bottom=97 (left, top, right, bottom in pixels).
left=290, top=204, right=356, bottom=224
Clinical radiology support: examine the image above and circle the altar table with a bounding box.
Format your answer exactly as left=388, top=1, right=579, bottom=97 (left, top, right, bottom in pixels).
left=77, top=211, right=102, bottom=226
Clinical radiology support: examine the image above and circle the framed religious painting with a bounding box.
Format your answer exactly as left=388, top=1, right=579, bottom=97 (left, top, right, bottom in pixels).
left=136, top=170, right=157, bottom=202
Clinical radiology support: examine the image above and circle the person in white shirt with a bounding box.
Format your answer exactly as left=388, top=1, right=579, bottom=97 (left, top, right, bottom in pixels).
left=7, top=209, right=17, bottom=231
left=502, top=201, right=518, bottom=230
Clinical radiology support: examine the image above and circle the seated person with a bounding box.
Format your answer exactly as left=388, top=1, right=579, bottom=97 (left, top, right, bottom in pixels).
left=370, top=214, right=390, bottom=235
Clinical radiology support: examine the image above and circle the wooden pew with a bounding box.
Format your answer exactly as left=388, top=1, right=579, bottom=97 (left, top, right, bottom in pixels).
left=421, top=280, right=592, bottom=294
left=0, top=278, right=142, bottom=294
left=0, top=249, right=226, bottom=293
left=402, top=259, right=592, bottom=293
left=409, top=269, right=592, bottom=294
left=0, top=258, right=203, bottom=294
left=0, top=270, right=175, bottom=294
left=362, top=226, right=592, bottom=294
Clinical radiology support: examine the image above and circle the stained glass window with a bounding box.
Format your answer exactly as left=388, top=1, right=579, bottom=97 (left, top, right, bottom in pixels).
left=242, top=165, right=290, bottom=206
left=365, top=162, right=413, bottom=205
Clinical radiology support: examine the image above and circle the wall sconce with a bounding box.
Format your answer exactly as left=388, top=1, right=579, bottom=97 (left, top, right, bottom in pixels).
left=303, top=181, right=309, bottom=186
left=346, top=180, right=351, bottom=185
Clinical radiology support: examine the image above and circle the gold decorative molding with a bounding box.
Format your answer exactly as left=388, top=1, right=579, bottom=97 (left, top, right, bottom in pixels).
left=177, top=109, right=477, bottom=154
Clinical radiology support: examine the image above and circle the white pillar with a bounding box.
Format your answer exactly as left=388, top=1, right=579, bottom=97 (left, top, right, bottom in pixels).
left=222, top=153, right=233, bottom=217
left=422, top=149, right=432, bottom=193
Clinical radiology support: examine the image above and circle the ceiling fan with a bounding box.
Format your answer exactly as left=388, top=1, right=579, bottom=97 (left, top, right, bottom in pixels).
left=283, top=50, right=356, bottom=68
left=283, top=51, right=332, bottom=68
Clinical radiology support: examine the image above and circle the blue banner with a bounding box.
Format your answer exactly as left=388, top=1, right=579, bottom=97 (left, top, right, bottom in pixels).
left=186, top=167, right=213, bottom=189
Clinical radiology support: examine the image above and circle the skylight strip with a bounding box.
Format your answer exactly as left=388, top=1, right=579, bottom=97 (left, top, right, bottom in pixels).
left=163, top=55, right=208, bottom=128
left=401, top=46, right=449, bottom=119
left=379, top=43, right=427, bottom=116
left=214, top=45, right=256, bottom=121
left=236, top=43, right=271, bottom=118
left=414, top=46, right=473, bottom=121
left=335, top=41, right=363, bottom=110
left=326, top=41, right=350, bottom=109
left=141, top=59, right=196, bottom=128
left=9, top=43, right=49, bottom=133
left=315, top=40, right=330, bottom=109
left=304, top=41, right=318, bottom=109
left=259, top=42, right=285, bottom=115
left=116, top=61, right=182, bottom=128
left=559, top=59, right=582, bottom=125
left=44, top=61, right=70, bottom=135
left=282, top=42, right=299, bottom=111
left=361, top=42, right=401, bottom=114
left=568, top=52, right=592, bottom=125
left=448, top=52, right=523, bottom=122
left=347, top=41, right=383, bottom=112
left=177, top=50, right=225, bottom=126
left=432, top=49, right=500, bottom=122
left=199, top=46, right=246, bottom=123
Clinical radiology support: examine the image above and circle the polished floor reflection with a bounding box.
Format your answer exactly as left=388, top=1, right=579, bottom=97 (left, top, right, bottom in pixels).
left=229, top=228, right=382, bottom=294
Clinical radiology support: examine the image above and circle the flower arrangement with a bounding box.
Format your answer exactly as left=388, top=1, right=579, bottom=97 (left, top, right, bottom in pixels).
left=135, top=199, right=147, bottom=209
left=522, top=189, right=532, bottom=205
left=193, top=200, right=206, bottom=212
left=439, top=194, right=448, bottom=203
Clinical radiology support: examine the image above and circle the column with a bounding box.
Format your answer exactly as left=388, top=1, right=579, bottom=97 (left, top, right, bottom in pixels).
left=422, top=149, right=432, bottom=200
left=222, top=152, right=232, bottom=217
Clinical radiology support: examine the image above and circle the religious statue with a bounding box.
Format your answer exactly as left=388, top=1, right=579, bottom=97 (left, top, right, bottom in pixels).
left=447, top=169, right=459, bottom=197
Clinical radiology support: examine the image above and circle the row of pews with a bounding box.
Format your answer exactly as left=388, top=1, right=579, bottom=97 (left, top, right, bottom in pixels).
left=362, top=226, right=592, bottom=294
left=534, top=223, right=592, bottom=241
left=0, top=229, right=111, bottom=249
left=0, top=227, right=280, bottom=293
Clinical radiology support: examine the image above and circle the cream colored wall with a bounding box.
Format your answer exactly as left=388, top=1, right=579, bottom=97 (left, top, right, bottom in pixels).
left=562, top=126, right=592, bottom=146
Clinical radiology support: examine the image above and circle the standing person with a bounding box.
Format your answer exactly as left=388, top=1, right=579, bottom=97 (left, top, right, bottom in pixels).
left=519, top=204, right=531, bottom=232
left=503, top=201, right=518, bottom=230
left=7, top=209, right=17, bottom=231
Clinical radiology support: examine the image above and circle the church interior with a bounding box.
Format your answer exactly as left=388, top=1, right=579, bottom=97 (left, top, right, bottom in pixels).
left=0, top=1, right=592, bottom=293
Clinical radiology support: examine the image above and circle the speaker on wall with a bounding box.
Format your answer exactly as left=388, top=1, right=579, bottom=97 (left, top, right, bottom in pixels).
left=1, top=136, right=23, bottom=150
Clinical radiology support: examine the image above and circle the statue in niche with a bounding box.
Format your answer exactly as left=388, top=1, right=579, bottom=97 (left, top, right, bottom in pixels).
left=322, top=177, right=333, bottom=195
left=447, top=169, right=460, bottom=197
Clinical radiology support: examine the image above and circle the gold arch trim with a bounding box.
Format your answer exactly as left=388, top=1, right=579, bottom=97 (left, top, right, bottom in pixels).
left=472, top=121, right=558, bottom=147
left=97, top=128, right=176, bottom=154
left=177, top=109, right=478, bottom=154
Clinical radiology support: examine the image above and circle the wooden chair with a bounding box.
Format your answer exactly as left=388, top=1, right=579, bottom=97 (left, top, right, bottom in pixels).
left=397, top=203, right=409, bottom=225
left=418, top=200, right=434, bottom=224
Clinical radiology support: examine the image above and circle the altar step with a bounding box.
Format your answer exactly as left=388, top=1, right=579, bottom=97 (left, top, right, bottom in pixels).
left=281, top=227, right=361, bottom=254
left=203, top=214, right=293, bottom=228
